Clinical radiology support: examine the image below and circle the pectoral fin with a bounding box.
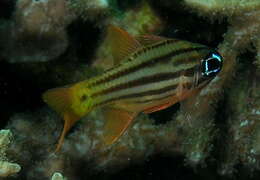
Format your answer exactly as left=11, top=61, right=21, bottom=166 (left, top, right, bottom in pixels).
left=102, top=107, right=137, bottom=146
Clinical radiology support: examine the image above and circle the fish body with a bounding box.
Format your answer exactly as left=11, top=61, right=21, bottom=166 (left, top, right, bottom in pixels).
left=43, top=26, right=223, bottom=151
left=79, top=40, right=208, bottom=113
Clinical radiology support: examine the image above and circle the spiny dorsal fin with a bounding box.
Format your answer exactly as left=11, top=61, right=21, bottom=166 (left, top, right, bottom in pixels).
left=106, top=25, right=143, bottom=65
left=137, top=35, right=168, bottom=46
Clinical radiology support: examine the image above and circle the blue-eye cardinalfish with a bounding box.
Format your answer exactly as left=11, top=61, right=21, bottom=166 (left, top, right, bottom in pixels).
left=42, top=25, right=223, bottom=152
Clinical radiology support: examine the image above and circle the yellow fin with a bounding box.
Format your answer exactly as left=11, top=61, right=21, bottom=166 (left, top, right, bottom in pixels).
left=102, top=107, right=137, bottom=146
left=42, top=87, right=81, bottom=152
left=42, top=87, right=73, bottom=115
left=137, top=35, right=167, bottom=46
left=106, top=25, right=143, bottom=65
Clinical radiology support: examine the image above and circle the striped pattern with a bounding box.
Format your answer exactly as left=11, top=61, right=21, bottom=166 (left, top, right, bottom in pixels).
left=83, top=39, right=211, bottom=109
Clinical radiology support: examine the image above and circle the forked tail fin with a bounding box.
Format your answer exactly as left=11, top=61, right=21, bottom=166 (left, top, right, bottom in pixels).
left=42, top=87, right=73, bottom=115
left=42, top=86, right=81, bottom=152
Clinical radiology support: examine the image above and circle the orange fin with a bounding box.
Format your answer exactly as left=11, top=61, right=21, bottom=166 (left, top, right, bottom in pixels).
left=42, top=87, right=81, bottom=152
left=102, top=107, right=136, bottom=146
left=55, top=111, right=80, bottom=152
left=143, top=100, right=178, bottom=114
left=106, top=25, right=143, bottom=65
left=137, top=35, right=167, bottom=46
left=42, top=87, right=73, bottom=115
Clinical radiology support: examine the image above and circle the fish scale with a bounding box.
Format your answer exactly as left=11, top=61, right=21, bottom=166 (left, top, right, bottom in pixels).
left=89, top=43, right=207, bottom=96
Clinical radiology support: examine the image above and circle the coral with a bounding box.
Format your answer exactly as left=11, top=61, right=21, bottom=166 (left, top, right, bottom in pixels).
left=109, top=1, right=163, bottom=35
left=218, top=64, right=260, bottom=175
left=0, top=129, right=21, bottom=177
left=6, top=108, right=183, bottom=178
left=68, top=0, right=163, bottom=32
left=1, top=0, right=76, bottom=63
left=182, top=0, right=260, bottom=174
left=68, top=0, right=110, bottom=21
left=0, top=0, right=260, bottom=179
left=183, top=0, right=260, bottom=17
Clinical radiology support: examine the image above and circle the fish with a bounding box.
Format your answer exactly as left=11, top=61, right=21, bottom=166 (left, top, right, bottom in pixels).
left=42, top=25, right=223, bottom=151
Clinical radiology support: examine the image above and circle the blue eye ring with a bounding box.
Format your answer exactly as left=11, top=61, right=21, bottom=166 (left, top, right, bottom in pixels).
left=201, top=51, right=223, bottom=77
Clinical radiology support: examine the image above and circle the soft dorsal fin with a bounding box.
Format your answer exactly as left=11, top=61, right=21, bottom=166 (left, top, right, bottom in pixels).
left=137, top=35, right=168, bottom=46
left=106, top=25, right=143, bottom=65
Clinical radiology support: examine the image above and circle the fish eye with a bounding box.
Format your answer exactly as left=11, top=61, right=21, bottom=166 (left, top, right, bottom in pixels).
left=201, top=51, right=223, bottom=77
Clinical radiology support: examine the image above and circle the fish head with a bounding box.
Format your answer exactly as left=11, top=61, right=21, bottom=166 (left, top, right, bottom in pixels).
left=192, top=50, right=223, bottom=89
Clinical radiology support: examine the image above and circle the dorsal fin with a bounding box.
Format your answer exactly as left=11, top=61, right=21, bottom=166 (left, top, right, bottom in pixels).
left=106, top=25, right=143, bottom=65
left=137, top=35, right=167, bottom=46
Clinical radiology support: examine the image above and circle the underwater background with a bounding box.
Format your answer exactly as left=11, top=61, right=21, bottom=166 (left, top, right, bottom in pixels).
left=0, top=0, right=259, bottom=179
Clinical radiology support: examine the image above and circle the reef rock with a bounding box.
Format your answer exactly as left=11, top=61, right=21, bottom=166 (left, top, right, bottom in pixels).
left=0, top=129, right=21, bottom=177
left=1, top=0, right=76, bottom=63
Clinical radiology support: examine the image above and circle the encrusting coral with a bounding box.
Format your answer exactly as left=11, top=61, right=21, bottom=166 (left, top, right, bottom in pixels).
left=1, top=0, right=260, bottom=179
left=183, top=0, right=260, bottom=174
left=183, top=0, right=260, bottom=17
left=0, top=129, right=21, bottom=177
left=1, top=0, right=76, bottom=63
left=68, top=0, right=110, bottom=21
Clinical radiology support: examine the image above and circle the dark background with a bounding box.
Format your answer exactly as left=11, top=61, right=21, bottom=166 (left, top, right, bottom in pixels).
left=0, top=0, right=258, bottom=179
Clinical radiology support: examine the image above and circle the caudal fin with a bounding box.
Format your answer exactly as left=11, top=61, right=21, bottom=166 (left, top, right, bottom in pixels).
left=42, top=87, right=81, bottom=152
left=42, top=87, right=73, bottom=115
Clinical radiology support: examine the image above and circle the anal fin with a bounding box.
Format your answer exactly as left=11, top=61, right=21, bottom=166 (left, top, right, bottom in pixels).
left=102, top=107, right=136, bottom=146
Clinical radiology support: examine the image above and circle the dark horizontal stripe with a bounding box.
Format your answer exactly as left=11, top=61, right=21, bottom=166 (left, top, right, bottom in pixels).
left=92, top=66, right=197, bottom=97
left=131, top=39, right=178, bottom=60
left=96, top=80, right=194, bottom=107
left=184, top=65, right=197, bottom=77
left=133, top=93, right=174, bottom=104
left=133, top=81, right=193, bottom=105
left=96, top=84, right=179, bottom=107
left=172, top=49, right=208, bottom=67
left=94, top=40, right=179, bottom=76
left=89, top=45, right=208, bottom=88
left=91, top=72, right=180, bottom=97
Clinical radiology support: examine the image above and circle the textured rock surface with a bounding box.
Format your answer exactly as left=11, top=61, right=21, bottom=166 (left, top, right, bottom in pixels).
left=0, top=0, right=259, bottom=179
left=1, top=0, right=75, bottom=63
left=0, top=130, right=21, bottom=177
